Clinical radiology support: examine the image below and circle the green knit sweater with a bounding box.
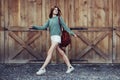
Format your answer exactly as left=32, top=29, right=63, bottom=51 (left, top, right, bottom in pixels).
left=32, top=16, right=74, bottom=36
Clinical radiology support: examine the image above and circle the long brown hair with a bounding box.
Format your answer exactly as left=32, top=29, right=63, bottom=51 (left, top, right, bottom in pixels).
left=49, top=6, right=61, bottom=18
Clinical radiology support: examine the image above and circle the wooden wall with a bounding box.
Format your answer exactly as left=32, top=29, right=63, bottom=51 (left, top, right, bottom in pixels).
left=0, top=0, right=120, bottom=63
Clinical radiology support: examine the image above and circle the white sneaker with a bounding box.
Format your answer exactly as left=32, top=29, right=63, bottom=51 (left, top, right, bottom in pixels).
left=66, top=66, right=75, bottom=73
left=36, top=68, right=46, bottom=75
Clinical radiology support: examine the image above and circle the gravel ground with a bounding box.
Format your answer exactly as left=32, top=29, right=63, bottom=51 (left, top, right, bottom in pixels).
left=0, top=63, right=120, bottom=80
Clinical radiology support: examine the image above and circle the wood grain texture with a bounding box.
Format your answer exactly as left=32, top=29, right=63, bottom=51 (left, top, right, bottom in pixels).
left=0, top=0, right=120, bottom=63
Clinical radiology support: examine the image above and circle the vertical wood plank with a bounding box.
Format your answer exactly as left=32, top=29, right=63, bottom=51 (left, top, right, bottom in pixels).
left=87, top=0, right=94, bottom=60
left=8, top=0, right=19, bottom=26
left=0, top=0, right=5, bottom=63
left=113, top=0, right=120, bottom=27
left=74, top=0, right=82, bottom=61
left=112, top=0, right=116, bottom=62
left=4, top=0, right=9, bottom=63
left=45, top=0, right=50, bottom=50
left=108, top=0, right=113, bottom=63
left=112, top=31, right=116, bottom=62
left=35, top=0, right=42, bottom=56
left=68, top=0, right=75, bottom=59
left=0, top=0, right=1, bottom=27
left=19, top=0, right=26, bottom=27
left=113, top=0, right=120, bottom=63
left=64, top=0, right=68, bottom=25
left=20, top=0, right=28, bottom=59
left=0, top=0, right=2, bottom=62
left=117, top=0, right=120, bottom=63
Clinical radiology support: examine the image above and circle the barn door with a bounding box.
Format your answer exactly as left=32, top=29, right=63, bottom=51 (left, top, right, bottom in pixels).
left=1, top=0, right=120, bottom=63
left=69, top=27, right=112, bottom=63
left=4, top=27, right=48, bottom=63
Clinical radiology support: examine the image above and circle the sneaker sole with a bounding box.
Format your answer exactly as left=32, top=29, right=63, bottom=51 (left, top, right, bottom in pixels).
left=36, top=71, right=46, bottom=76
left=66, top=68, right=74, bottom=73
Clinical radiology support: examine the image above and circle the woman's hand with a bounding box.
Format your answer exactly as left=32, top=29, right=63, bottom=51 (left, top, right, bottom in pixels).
left=73, top=34, right=78, bottom=38
left=28, top=25, right=33, bottom=29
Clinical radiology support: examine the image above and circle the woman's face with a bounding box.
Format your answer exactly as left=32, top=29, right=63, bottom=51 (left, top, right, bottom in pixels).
left=53, top=8, right=58, bottom=15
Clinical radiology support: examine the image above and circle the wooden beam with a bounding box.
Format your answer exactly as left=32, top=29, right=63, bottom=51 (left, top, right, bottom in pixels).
left=8, top=31, right=42, bottom=60
left=76, top=31, right=109, bottom=60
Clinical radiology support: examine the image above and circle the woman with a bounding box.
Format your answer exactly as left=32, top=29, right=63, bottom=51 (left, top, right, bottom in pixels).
left=30, top=6, right=77, bottom=75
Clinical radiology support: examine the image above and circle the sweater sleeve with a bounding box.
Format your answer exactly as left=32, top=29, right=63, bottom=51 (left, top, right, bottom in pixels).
left=32, top=20, right=49, bottom=30
left=60, top=17, right=74, bottom=35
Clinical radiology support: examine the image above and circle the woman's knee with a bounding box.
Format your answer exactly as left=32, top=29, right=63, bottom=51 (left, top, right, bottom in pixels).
left=56, top=46, right=65, bottom=55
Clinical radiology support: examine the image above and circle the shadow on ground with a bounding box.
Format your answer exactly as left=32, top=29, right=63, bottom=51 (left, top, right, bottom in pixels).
left=0, top=63, right=120, bottom=80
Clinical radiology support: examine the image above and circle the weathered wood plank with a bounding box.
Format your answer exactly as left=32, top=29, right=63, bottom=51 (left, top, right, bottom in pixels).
left=0, top=0, right=5, bottom=63
left=113, top=0, right=120, bottom=63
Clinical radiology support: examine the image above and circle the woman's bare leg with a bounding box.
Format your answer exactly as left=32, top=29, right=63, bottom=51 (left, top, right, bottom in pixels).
left=56, top=46, right=75, bottom=73
left=56, top=46, right=72, bottom=67
left=40, top=42, right=58, bottom=69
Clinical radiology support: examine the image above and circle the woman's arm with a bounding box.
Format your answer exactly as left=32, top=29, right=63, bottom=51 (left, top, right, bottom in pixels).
left=59, top=17, right=75, bottom=36
left=32, top=20, right=49, bottom=30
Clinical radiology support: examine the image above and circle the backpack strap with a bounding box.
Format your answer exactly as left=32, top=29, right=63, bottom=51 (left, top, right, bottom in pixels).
left=58, top=16, right=64, bottom=31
